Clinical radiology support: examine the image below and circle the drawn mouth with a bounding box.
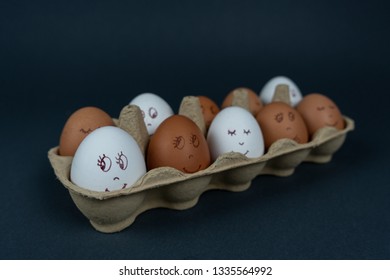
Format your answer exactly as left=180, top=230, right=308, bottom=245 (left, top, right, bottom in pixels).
left=325, top=121, right=338, bottom=127
left=293, top=135, right=301, bottom=143
left=239, top=142, right=244, bottom=146
left=183, top=165, right=201, bottom=173
left=147, top=123, right=152, bottom=126
left=244, top=150, right=249, bottom=156
left=122, top=183, right=127, bottom=189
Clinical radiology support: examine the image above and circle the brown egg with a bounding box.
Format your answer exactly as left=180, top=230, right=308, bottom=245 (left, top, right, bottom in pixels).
left=59, top=107, right=115, bottom=156
left=147, top=115, right=211, bottom=173
left=197, top=96, right=220, bottom=129
left=222, top=87, right=263, bottom=115
left=296, top=93, right=344, bottom=136
left=256, top=102, right=309, bottom=149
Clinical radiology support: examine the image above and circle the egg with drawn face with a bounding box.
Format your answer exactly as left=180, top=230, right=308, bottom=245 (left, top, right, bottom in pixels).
left=130, top=93, right=174, bottom=135
left=256, top=102, right=309, bottom=149
left=222, top=87, right=263, bottom=116
left=70, top=126, right=146, bottom=192
left=296, top=93, right=344, bottom=136
left=259, top=76, right=303, bottom=106
left=198, top=96, right=220, bottom=129
left=147, top=115, right=211, bottom=173
left=207, top=107, right=265, bottom=161
left=59, top=106, right=115, bottom=156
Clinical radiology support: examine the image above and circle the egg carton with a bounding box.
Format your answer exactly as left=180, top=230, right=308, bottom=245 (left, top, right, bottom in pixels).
left=48, top=94, right=354, bottom=233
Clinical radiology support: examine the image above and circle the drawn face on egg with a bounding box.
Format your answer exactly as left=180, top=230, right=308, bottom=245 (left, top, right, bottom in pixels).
left=130, top=93, right=174, bottom=135
left=198, top=96, right=220, bottom=129
left=71, top=127, right=146, bottom=192
left=296, top=93, right=344, bottom=136
left=222, top=87, right=263, bottom=116
left=259, top=76, right=303, bottom=106
left=207, top=107, right=265, bottom=161
left=256, top=102, right=309, bottom=149
left=147, top=115, right=211, bottom=173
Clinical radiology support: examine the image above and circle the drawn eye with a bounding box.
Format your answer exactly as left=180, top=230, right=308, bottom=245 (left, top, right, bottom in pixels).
left=97, top=154, right=112, bottom=172
left=291, top=89, right=296, bottom=97
left=173, top=136, right=185, bottom=150
left=116, top=151, right=128, bottom=170
left=317, top=106, right=325, bottom=111
left=288, top=112, right=295, bottom=121
left=329, top=105, right=335, bottom=109
left=275, top=113, right=283, bottom=123
left=243, top=129, right=251, bottom=135
left=228, top=129, right=236, bottom=136
left=149, top=107, right=158, bottom=119
left=190, top=134, right=200, bottom=148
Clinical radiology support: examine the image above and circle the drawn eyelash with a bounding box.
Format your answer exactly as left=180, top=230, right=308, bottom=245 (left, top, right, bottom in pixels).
left=115, top=151, right=128, bottom=170
left=172, top=136, right=185, bottom=149
left=228, top=129, right=236, bottom=136
left=97, top=154, right=112, bottom=172
left=190, top=134, right=200, bottom=148
left=243, top=129, right=251, bottom=135
left=275, top=113, right=283, bottom=123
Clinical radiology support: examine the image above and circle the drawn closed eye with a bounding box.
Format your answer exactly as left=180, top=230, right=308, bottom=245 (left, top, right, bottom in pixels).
left=115, top=151, right=128, bottom=170
left=228, top=129, right=236, bottom=136
left=173, top=136, right=185, bottom=149
left=243, top=129, right=251, bottom=135
left=97, top=154, right=112, bottom=172
left=317, top=106, right=325, bottom=111
left=329, top=105, right=335, bottom=109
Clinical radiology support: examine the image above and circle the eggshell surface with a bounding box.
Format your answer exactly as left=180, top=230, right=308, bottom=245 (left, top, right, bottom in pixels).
left=147, top=115, right=211, bottom=173
left=296, top=93, right=345, bottom=136
left=70, top=126, right=146, bottom=192
left=256, top=102, right=309, bottom=149
left=222, top=87, right=263, bottom=115
left=59, top=107, right=115, bottom=156
left=198, top=96, right=220, bottom=129
left=259, top=76, right=303, bottom=106
left=130, top=93, right=174, bottom=135
left=207, top=107, right=265, bottom=161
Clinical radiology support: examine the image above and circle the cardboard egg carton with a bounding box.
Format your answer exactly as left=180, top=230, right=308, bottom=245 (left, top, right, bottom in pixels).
left=48, top=89, right=354, bottom=233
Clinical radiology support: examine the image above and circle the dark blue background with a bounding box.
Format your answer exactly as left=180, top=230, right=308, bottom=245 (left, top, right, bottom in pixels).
left=1, top=0, right=389, bottom=259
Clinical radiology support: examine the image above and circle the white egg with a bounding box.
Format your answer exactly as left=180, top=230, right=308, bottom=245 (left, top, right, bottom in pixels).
left=259, top=76, right=303, bottom=106
left=129, top=92, right=174, bottom=135
left=70, top=126, right=146, bottom=192
left=207, top=107, right=265, bottom=161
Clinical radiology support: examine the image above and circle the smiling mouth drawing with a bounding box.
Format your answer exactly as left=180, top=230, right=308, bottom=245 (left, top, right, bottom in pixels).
left=122, top=183, right=127, bottom=189
left=183, top=165, right=201, bottom=173
left=239, top=142, right=244, bottom=146
left=147, top=123, right=152, bottom=126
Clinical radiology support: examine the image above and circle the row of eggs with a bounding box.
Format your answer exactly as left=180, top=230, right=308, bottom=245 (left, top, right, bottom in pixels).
left=59, top=76, right=345, bottom=192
